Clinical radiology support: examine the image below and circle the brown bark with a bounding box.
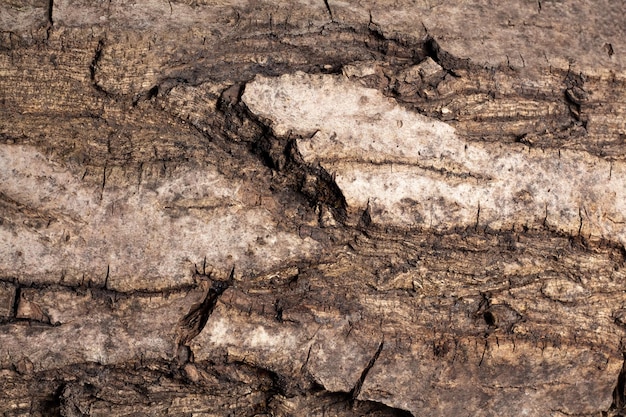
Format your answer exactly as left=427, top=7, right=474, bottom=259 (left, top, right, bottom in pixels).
left=2, top=1, right=626, bottom=416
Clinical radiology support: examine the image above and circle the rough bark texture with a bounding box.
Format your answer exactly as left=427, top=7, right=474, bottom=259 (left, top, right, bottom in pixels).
left=2, top=1, right=626, bottom=416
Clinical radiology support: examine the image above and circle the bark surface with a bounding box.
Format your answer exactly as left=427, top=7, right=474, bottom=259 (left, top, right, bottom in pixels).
left=2, top=1, right=626, bottom=416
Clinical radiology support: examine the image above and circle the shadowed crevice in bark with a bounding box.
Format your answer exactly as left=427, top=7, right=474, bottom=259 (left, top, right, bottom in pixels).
left=233, top=96, right=350, bottom=220
left=89, top=39, right=106, bottom=94
left=351, top=340, right=384, bottom=400
left=10, top=286, right=20, bottom=320
left=424, top=36, right=471, bottom=74
left=42, top=383, right=63, bottom=417
left=611, top=353, right=626, bottom=415
left=179, top=274, right=233, bottom=346
left=266, top=381, right=414, bottom=416
left=322, top=0, right=333, bottom=21
left=45, top=0, right=54, bottom=39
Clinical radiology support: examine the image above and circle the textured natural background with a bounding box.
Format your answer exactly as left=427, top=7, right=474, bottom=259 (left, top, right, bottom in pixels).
left=2, top=1, right=626, bottom=416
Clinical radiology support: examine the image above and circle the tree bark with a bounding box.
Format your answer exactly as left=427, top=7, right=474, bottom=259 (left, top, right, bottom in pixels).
left=2, top=1, right=626, bottom=416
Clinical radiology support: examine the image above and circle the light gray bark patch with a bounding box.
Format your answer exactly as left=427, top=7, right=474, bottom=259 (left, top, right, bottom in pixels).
left=243, top=72, right=626, bottom=245
left=0, top=145, right=320, bottom=291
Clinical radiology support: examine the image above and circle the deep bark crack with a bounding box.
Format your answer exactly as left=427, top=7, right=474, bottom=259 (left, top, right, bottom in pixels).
left=611, top=352, right=626, bottom=414
left=179, top=273, right=232, bottom=346
left=89, top=39, right=106, bottom=94
left=323, top=0, right=333, bottom=21
left=45, top=0, right=54, bottom=39
left=350, top=340, right=384, bottom=400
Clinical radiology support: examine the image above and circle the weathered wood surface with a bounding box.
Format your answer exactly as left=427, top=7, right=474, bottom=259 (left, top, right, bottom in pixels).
left=2, top=1, right=626, bottom=415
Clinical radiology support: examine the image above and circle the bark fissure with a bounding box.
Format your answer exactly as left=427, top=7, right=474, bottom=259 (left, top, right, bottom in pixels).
left=45, top=0, right=53, bottom=39
left=89, top=39, right=106, bottom=94
left=323, top=0, right=333, bottom=21
left=351, top=340, right=384, bottom=400
left=179, top=275, right=232, bottom=346
left=611, top=352, right=626, bottom=414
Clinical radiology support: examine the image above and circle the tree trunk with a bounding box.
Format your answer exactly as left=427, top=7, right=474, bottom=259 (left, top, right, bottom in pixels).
left=2, top=1, right=626, bottom=415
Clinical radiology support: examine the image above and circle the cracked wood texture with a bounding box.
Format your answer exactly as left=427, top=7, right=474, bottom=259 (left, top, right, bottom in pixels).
left=1, top=1, right=626, bottom=416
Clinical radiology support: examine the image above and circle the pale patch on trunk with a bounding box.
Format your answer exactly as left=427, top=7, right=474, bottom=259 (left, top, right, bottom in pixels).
left=0, top=145, right=319, bottom=291
left=243, top=72, right=626, bottom=244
